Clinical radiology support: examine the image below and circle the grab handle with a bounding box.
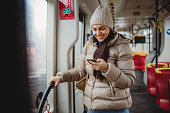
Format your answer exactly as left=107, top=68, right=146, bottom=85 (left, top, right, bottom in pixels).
left=37, top=82, right=55, bottom=113
left=147, top=63, right=168, bottom=68
left=155, top=68, right=170, bottom=73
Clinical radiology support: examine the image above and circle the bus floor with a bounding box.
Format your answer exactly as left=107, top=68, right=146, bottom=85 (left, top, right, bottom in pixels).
left=129, top=69, right=169, bottom=113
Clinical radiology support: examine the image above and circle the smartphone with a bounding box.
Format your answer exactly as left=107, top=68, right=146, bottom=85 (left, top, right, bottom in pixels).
left=87, top=59, right=96, bottom=62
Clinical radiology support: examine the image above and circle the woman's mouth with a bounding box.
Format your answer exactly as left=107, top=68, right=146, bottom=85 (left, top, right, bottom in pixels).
left=97, top=34, right=104, bottom=39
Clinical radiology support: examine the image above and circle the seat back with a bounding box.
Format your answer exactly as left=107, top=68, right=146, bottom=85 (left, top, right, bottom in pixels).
left=147, top=63, right=168, bottom=96
left=155, top=68, right=170, bottom=111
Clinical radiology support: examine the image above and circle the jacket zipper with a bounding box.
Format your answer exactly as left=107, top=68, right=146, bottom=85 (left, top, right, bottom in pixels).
left=90, top=78, right=96, bottom=110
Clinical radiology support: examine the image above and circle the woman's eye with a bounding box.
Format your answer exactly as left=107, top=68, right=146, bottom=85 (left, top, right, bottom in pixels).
left=100, top=27, right=105, bottom=30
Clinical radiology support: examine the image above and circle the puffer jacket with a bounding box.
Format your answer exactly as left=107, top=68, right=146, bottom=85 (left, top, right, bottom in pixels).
left=59, top=32, right=136, bottom=110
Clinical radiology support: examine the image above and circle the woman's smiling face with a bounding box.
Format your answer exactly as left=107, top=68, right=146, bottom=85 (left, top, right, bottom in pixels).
left=91, top=24, right=110, bottom=42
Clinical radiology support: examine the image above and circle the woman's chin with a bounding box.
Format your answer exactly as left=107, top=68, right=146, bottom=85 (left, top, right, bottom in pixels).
left=97, top=39, right=104, bottom=42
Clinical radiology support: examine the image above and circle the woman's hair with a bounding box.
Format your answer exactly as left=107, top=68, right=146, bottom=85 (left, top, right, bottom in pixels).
left=93, top=29, right=114, bottom=80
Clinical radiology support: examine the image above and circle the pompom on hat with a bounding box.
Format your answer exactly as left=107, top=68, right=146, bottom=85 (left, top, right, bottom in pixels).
left=90, top=5, right=113, bottom=30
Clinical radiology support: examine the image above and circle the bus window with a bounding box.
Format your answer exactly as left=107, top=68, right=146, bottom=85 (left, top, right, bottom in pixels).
left=25, top=0, right=47, bottom=112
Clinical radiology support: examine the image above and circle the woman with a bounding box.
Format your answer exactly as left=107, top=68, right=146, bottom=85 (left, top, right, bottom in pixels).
left=49, top=5, right=135, bottom=113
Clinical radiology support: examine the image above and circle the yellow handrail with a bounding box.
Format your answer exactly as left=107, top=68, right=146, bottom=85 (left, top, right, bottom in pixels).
left=147, top=63, right=168, bottom=68
left=133, top=51, right=149, bottom=56
left=155, top=68, right=170, bottom=73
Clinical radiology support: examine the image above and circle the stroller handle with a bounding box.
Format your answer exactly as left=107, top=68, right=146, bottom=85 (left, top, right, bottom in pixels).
left=37, top=82, right=55, bottom=113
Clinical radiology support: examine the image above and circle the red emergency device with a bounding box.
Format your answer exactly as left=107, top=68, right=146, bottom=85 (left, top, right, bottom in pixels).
left=59, top=0, right=74, bottom=20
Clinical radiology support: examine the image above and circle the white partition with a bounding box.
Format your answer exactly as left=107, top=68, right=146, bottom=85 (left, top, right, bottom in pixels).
left=158, top=16, right=170, bottom=62
left=46, top=0, right=57, bottom=112
left=56, top=0, right=79, bottom=113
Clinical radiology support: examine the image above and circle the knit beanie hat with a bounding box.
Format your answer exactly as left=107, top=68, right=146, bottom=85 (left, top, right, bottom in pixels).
left=90, top=5, right=113, bottom=29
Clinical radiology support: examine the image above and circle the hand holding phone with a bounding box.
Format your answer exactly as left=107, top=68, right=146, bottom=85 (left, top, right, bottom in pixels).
left=87, top=59, right=108, bottom=72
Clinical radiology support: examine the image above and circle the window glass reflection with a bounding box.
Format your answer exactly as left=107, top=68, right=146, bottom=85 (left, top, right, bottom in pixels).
left=25, top=0, right=47, bottom=112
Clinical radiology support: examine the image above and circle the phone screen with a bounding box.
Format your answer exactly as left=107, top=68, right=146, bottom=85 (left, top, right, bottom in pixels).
left=87, top=59, right=96, bottom=62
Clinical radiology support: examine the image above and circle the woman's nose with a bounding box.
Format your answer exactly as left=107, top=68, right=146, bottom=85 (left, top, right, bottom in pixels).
left=96, top=30, right=101, bottom=36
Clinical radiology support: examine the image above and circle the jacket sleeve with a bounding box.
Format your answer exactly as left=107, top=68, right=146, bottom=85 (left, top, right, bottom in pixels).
left=59, top=42, right=88, bottom=82
left=102, top=44, right=136, bottom=88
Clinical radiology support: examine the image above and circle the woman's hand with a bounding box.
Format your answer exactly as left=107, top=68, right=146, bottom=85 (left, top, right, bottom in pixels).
left=87, top=59, right=108, bottom=72
left=48, top=75, right=62, bottom=88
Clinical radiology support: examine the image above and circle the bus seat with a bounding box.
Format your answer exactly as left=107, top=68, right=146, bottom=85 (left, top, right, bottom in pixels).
left=133, top=51, right=148, bottom=72
left=147, top=63, right=168, bottom=96
left=155, top=68, right=170, bottom=111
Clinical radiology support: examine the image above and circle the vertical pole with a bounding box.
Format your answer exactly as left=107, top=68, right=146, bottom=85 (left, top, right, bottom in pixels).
left=129, top=27, right=131, bottom=48
left=155, top=0, right=158, bottom=68
left=72, top=46, right=76, bottom=113
left=132, top=24, right=134, bottom=49
left=149, top=25, right=151, bottom=53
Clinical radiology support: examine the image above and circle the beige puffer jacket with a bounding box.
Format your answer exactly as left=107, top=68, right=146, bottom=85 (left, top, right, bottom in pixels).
left=59, top=32, right=136, bottom=110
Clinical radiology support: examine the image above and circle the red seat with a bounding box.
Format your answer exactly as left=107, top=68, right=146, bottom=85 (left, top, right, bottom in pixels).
left=155, top=68, right=170, bottom=111
left=141, top=55, right=147, bottom=72
left=168, top=79, right=170, bottom=111
left=133, top=55, right=147, bottom=72
left=133, top=55, right=143, bottom=69
left=133, top=51, right=148, bottom=72
left=147, top=63, right=168, bottom=96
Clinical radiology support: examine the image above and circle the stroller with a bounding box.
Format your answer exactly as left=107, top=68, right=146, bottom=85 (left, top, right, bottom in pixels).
left=37, top=82, right=55, bottom=113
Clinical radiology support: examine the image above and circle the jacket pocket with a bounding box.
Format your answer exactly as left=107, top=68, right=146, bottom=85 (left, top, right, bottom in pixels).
left=108, top=82, right=115, bottom=96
